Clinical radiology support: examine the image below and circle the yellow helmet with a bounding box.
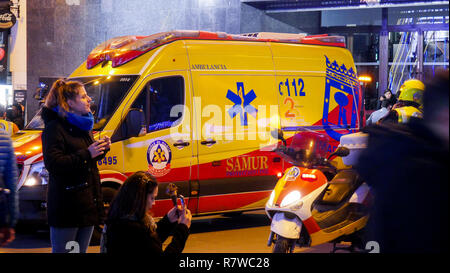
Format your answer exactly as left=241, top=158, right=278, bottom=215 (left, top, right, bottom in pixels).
left=0, top=119, right=19, bottom=136
left=398, top=79, right=425, bottom=105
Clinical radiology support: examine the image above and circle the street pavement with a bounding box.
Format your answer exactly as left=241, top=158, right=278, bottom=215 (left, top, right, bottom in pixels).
left=0, top=210, right=341, bottom=253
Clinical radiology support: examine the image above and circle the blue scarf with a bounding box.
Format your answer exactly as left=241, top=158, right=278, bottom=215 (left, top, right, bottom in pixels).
left=54, top=106, right=94, bottom=131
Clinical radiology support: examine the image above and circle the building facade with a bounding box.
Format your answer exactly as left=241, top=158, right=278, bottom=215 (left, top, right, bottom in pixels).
left=3, top=0, right=449, bottom=123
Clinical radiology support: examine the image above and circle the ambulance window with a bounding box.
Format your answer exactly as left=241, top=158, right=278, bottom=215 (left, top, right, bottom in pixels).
left=131, top=76, right=184, bottom=133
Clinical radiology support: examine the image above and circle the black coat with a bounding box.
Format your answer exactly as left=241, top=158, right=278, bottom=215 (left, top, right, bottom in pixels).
left=377, top=96, right=397, bottom=110
left=356, top=119, right=449, bottom=253
left=41, top=107, right=106, bottom=227
left=105, top=215, right=189, bottom=253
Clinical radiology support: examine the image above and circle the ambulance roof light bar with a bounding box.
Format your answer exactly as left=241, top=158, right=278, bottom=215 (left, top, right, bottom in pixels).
left=240, top=32, right=308, bottom=42
left=86, top=30, right=346, bottom=69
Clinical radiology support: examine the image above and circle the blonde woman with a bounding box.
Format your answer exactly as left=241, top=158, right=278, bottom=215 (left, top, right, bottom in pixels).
left=42, top=79, right=111, bottom=253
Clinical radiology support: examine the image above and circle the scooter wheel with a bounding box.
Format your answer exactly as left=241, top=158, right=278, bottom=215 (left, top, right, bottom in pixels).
left=273, top=235, right=295, bottom=253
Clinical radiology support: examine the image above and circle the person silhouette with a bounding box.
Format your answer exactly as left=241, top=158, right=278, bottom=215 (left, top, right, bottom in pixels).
left=334, top=92, right=348, bottom=127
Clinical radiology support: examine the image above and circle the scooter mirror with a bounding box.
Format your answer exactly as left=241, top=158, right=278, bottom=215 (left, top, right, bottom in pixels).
left=329, top=146, right=350, bottom=159
left=271, top=129, right=287, bottom=146
left=337, top=146, right=350, bottom=157
left=270, top=129, right=280, bottom=139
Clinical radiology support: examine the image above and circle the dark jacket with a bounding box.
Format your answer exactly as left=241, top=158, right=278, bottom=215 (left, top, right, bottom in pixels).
left=105, top=215, right=189, bottom=253
left=356, top=118, right=449, bottom=253
left=12, top=116, right=24, bottom=130
left=377, top=95, right=397, bottom=110
left=0, top=131, right=18, bottom=228
left=41, top=107, right=106, bottom=227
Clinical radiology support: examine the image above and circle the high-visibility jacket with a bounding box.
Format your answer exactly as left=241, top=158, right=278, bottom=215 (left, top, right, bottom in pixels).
left=0, top=120, right=19, bottom=136
left=394, top=106, right=423, bottom=124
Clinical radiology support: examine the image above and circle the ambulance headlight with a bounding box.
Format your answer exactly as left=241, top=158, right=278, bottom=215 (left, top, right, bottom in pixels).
left=267, top=190, right=275, bottom=207
left=280, top=191, right=302, bottom=208
left=24, top=162, right=49, bottom=187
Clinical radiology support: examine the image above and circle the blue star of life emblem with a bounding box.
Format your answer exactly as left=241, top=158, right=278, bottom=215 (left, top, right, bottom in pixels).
left=226, top=82, right=258, bottom=126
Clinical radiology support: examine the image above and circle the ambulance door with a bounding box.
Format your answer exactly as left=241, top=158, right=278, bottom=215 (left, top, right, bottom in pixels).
left=110, top=71, right=197, bottom=217
left=187, top=40, right=281, bottom=214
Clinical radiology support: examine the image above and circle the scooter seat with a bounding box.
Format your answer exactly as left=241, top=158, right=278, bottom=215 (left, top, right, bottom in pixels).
left=319, top=169, right=363, bottom=205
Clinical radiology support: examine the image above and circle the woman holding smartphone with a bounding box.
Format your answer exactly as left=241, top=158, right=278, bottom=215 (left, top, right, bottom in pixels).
left=102, top=171, right=191, bottom=253
left=42, top=79, right=111, bottom=253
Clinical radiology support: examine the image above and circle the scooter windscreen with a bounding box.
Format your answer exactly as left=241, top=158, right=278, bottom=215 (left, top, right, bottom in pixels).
left=277, top=131, right=329, bottom=168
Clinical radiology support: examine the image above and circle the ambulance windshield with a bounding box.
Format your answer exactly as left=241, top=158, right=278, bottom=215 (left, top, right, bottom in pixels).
left=24, top=75, right=138, bottom=131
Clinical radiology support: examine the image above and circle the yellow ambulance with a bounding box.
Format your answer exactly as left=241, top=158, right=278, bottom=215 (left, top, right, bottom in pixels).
left=15, top=30, right=363, bottom=220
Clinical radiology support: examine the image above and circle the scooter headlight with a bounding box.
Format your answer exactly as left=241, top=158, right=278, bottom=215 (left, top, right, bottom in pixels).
left=267, top=190, right=275, bottom=207
left=280, top=191, right=301, bottom=208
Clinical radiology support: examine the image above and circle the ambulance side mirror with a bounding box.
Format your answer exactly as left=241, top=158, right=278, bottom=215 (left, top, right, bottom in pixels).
left=112, top=108, right=146, bottom=143
left=125, top=108, right=146, bottom=138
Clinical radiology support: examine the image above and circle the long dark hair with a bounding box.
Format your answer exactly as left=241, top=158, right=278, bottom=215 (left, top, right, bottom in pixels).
left=107, top=171, right=158, bottom=229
